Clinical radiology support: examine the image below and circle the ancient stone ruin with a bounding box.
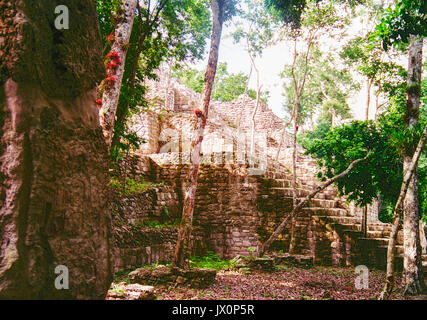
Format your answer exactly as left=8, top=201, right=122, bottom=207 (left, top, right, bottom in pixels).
left=112, top=72, right=427, bottom=276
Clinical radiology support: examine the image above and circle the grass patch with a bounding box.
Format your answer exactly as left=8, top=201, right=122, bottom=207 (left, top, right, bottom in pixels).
left=190, top=251, right=234, bottom=270
left=110, top=177, right=164, bottom=196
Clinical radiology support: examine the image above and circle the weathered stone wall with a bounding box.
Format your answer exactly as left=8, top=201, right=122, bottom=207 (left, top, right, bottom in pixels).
left=113, top=70, right=422, bottom=273
left=128, top=111, right=160, bottom=155
left=111, top=157, right=296, bottom=271
left=110, top=182, right=181, bottom=272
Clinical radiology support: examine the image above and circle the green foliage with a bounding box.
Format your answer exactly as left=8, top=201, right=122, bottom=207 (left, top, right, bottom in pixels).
left=373, top=0, right=427, bottom=50
left=139, top=219, right=181, bottom=229
left=305, top=120, right=403, bottom=206
left=341, top=34, right=407, bottom=97
left=232, top=0, right=278, bottom=57
left=190, top=251, right=234, bottom=270
left=304, top=105, right=426, bottom=220
left=282, top=48, right=356, bottom=126
left=297, top=120, right=331, bottom=150
left=95, top=0, right=212, bottom=161
left=173, top=62, right=270, bottom=103
left=265, top=0, right=308, bottom=29
left=110, top=177, right=163, bottom=196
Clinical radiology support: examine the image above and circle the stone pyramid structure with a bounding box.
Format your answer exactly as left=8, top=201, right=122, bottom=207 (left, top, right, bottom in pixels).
left=112, top=72, right=427, bottom=276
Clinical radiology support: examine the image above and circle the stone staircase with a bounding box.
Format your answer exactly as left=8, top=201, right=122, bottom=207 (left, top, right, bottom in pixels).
left=265, top=151, right=427, bottom=273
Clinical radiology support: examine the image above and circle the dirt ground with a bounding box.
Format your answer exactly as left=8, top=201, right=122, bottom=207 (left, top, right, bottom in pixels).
left=152, top=266, right=426, bottom=300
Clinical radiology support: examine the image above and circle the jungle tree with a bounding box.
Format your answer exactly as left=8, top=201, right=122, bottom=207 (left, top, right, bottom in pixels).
left=373, top=0, right=427, bottom=296
left=232, top=0, right=277, bottom=155
left=172, top=0, right=239, bottom=269
left=95, top=0, right=211, bottom=157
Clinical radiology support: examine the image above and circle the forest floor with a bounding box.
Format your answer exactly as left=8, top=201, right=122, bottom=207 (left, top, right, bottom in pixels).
left=111, top=265, right=427, bottom=300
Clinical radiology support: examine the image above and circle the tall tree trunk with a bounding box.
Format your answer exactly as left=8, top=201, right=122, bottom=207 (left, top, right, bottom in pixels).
left=247, top=38, right=261, bottom=157
left=259, top=153, right=371, bottom=257
left=0, top=0, right=111, bottom=299
left=289, top=101, right=299, bottom=254
left=366, top=78, right=371, bottom=120
left=374, top=88, right=381, bottom=120
left=379, top=125, right=427, bottom=299
left=402, top=35, right=425, bottom=295
left=99, top=0, right=138, bottom=148
left=362, top=56, right=370, bottom=233
left=172, top=0, right=225, bottom=269
left=274, top=115, right=294, bottom=162
left=250, top=85, right=261, bottom=156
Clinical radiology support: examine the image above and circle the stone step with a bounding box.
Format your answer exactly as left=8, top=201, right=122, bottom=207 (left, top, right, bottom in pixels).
left=312, top=215, right=361, bottom=225
left=340, top=223, right=362, bottom=232
left=377, top=245, right=404, bottom=255
left=272, top=187, right=334, bottom=200
left=359, top=237, right=390, bottom=246
left=367, top=230, right=403, bottom=241
left=302, top=207, right=348, bottom=217
left=273, top=179, right=293, bottom=188
left=305, top=198, right=339, bottom=209
left=271, top=187, right=311, bottom=198
left=367, top=224, right=393, bottom=232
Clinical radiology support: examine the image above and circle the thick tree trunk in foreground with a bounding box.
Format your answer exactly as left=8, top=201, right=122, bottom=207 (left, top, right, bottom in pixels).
left=172, top=0, right=225, bottom=269
left=99, top=0, right=138, bottom=148
left=258, top=153, right=370, bottom=257
left=379, top=125, right=427, bottom=300
left=402, top=35, right=425, bottom=296
left=0, top=1, right=111, bottom=299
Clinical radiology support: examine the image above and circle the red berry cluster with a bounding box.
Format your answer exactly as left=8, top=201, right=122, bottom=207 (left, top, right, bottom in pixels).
left=193, top=108, right=203, bottom=118
left=105, top=50, right=121, bottom=78
left=106, top=33, right=115, bottom=43
left=96, top=35, right=121, bottom=107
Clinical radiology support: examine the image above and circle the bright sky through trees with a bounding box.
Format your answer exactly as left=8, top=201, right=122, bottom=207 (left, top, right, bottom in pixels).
left=191, top=3, right=426, bottom=122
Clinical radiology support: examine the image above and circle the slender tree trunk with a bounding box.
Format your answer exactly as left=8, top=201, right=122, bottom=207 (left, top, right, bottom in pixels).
left=374, top=89, right=381, bottom=120
left=362, top=206, right=368, bottom=237
left=99, top=0, right=138, bottom=148
left=248, top=40, right=261, bottom=156
left=274, top=115, right=294, bottom=162
left=379, top=125, right=427, bottom=299
left=259, top=153, right=371, bottom=257
left=250, top=83, right=262, bottom=156
left=289, top=100, right=299, bottom=254
left=366, top=79, right=371, bottom=120
left=402, top=35, right=425, bottom=295
left=244, top=65, right=253, bottom=95
left=172, top=0, right=225, bottom=269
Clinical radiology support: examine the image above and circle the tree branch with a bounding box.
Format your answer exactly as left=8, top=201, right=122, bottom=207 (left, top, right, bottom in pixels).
left=379, top=124, right=427, bottom=300
left=258, top=151, right=372, bottom=256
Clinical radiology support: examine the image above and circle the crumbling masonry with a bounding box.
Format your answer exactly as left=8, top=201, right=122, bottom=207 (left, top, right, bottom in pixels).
left=112, top=72, right=427, bottom=275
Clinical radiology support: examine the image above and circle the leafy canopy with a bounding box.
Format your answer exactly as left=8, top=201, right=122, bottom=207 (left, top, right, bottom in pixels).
left=373, top=0, right=427, bottom=50
left=173, top=62, right=270, bottom=103
left=95, top=0, right=212, bottom=161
